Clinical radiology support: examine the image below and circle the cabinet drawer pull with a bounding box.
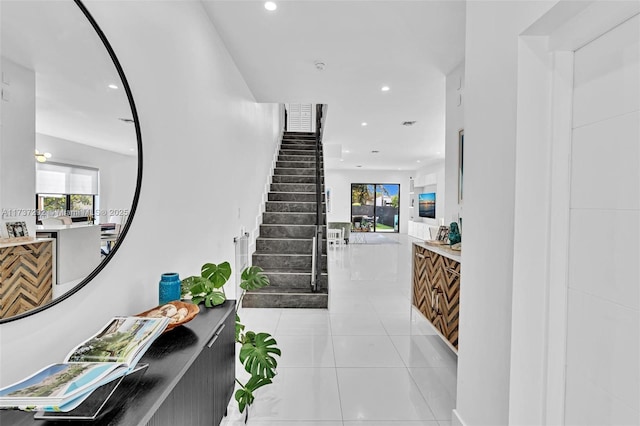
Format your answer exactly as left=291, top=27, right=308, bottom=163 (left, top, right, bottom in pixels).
left=207, top=324, right=225, bottom=348
left=446, top=268, right=460, bottom=277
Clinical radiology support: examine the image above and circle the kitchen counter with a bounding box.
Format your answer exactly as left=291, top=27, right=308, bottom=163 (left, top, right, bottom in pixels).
left=35, top=224, right=100, bottom=285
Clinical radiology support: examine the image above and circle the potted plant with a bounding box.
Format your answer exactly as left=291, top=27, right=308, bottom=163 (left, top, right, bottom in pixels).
left=181, top=262, right=280, bottom=422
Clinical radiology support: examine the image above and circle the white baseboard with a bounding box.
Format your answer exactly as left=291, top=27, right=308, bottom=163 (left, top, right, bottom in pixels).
left=452, top=409, right=466, bottom=426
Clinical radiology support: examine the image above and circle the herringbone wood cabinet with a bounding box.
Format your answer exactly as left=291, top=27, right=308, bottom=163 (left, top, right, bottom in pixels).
left=412, top=244, right=460, bottom=350
left=0, top=240, right=53, bottom=318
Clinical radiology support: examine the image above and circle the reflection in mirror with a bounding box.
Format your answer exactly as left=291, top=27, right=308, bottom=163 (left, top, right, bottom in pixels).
left=0, top=1, right=140, bottom=321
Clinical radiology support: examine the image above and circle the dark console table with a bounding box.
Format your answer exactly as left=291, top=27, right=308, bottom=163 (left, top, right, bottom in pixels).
left=0, top=300, right=236, bottom=426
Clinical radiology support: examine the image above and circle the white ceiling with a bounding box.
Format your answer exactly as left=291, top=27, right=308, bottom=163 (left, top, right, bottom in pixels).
left=203, top=0, right=466, bottom=171
left=1, top=1, right=136, bottom=156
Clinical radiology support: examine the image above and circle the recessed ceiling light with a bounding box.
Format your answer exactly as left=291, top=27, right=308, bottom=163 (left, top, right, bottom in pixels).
left=381, top=86, right=390, bottom=92
left=344, top=150, right=350, bottom=153
left=129, top=148, right=135, bottom=152
left=361, top=122, right=368, bottom=126
left=108, top=84, right=118, bottom=90
left=416, top=160, right=421, bottom=163
left=264, top=1, right=277, bottom=11
left=340, top=159, right=344, bottom=162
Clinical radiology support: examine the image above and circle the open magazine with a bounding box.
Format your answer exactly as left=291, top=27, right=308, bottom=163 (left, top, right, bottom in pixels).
left=0, top=316, right=169, bottom=412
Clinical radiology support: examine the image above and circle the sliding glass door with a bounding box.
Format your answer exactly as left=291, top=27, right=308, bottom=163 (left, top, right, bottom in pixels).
left=351, top=183, right=400, bottom=233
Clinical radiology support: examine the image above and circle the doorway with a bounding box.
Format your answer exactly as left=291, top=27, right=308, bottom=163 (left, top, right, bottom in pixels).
left=351, top=183, right=400, bottom=233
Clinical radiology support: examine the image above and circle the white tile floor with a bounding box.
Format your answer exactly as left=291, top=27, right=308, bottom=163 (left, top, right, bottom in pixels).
left=222, top=234, right=457, bottom=426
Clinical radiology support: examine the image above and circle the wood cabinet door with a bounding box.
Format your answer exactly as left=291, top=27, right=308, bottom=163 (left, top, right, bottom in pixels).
left=413, top=245, right=432, bottom=319
left=441, top=258, right=461, bottom=349
left=412, top=244, right=461, bottom=351
left=0, top=241, right=52, bottom=318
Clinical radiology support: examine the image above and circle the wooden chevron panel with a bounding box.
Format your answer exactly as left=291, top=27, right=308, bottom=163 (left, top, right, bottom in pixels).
left=442, top=259, right=461, bottom=348
left=412, top=246, right=429, bottom=315
left=412, top=244, right=460, bottom=350
left=0, top=241, right=53, bottom=318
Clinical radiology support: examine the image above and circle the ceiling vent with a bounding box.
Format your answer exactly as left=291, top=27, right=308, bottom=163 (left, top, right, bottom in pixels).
left=402, top=121, right=416, bottom=126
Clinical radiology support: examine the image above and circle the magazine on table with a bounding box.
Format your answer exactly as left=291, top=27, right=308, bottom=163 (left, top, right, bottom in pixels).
left=0, top=316, right=169, bottom=412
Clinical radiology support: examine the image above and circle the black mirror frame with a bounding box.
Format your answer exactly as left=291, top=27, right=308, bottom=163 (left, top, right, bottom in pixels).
left=0, top=0, right=143, bottom=324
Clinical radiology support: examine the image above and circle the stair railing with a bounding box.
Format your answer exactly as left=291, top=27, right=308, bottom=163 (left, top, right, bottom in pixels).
left=311, top=104, right=327, bottom=292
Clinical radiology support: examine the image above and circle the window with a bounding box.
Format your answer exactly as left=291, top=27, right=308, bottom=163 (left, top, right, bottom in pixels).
left=351, top=183, right=400, bottom=233
left=36, top=194, right=96, bottom=223
left=36, top=162, right=98, bottom=223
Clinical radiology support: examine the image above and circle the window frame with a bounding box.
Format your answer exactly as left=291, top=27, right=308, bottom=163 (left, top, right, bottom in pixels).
left=36, top=194, right=96, bottom=224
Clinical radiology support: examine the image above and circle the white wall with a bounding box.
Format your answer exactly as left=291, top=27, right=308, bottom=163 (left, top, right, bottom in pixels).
left=508, top=36, right=556, bottom=425
left=36, top=133, right=137, bottom=224
left=0, top=57, right=36, bottom=237
left=0, top=1, right=280, bottom=386
left=455, top=2, right=556, bottom=425
left=445, top=62, right=464, bottom=226
left=325, top=169, right=412, bottom=233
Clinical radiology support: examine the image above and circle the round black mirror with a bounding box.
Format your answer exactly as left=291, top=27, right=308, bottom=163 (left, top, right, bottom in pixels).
left=0, top=0, right=142, bottom=323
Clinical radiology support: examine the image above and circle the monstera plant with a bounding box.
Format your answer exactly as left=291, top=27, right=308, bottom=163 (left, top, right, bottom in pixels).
left=181, top=262, right=280, bottom=421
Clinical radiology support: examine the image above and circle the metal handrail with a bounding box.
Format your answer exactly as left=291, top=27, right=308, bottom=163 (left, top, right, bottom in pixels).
left=311, top=104, right=327, bottom=292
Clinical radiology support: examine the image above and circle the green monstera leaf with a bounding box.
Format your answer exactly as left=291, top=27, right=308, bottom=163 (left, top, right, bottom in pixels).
left=234, top=376, right=272, bottom=413
left=201, top=262, right=231, bottom=288
left=182, top=275, right=225, bottom=307
left=181, top=276, right=211, bottom=297
left=239, top=332, right=281, bottom=379
left=196, top=288, right=226, bottom=308
left=240, top=266, right=270, bottom=291
left=235, top=313, right=245, bottom=343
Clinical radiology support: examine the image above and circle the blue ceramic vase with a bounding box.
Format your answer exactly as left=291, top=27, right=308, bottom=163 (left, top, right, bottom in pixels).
left=159, top=272, right=181, bottom=305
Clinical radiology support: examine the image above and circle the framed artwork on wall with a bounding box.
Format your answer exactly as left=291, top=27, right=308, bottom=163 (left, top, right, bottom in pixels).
left=458, top=129, right=464, bottom=203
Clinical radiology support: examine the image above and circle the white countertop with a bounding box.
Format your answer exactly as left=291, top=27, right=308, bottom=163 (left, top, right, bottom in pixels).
left=0, top=237, right=55, bottom=249
left=414, top=241, right=462, bottom=262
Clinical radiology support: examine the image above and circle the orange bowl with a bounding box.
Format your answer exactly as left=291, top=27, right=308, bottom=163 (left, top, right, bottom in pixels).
left=136, top=300, right=200, bottom=332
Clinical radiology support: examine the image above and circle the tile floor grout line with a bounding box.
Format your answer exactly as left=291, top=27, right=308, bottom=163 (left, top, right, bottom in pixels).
left=327, top=297, right=346, bottom=425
